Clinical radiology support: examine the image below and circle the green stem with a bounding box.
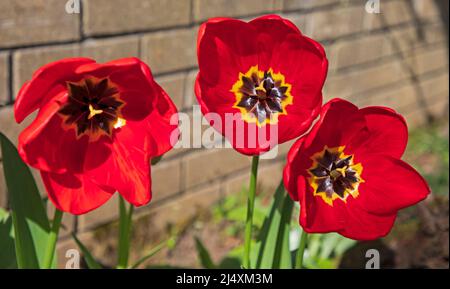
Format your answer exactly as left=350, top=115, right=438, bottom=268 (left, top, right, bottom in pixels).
left=295, top=230, right=308, bottom=269
left=243, top=155, right=260, bottom=269
left=43, top=209, right=63, bottom=269
left=117, top=196, right=134, bottom=269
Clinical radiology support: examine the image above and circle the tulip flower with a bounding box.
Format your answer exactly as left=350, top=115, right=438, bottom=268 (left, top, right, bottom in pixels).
left=195, top=14, right=328, bottom=155
left=283, top=98, right=430, bottom=241
left=14, top=57, right=178, bottom=215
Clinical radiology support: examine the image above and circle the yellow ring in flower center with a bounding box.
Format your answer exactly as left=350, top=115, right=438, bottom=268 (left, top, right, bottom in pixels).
left=308, top=146, right=364, bottom=206
left=231, top=65, right=293, bottom=127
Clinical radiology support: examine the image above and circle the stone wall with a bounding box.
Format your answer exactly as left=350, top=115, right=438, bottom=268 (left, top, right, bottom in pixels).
left=0, top=0, right=448, bottom=267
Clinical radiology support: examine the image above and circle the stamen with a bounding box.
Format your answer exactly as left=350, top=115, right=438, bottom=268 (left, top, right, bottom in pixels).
left=88, top=104, right=103, bottom=119
left=113, top=117, right=126, bottom=129
left=255, top=82, right=266, bottom=93
left=330, top=169, right=342, bottom=179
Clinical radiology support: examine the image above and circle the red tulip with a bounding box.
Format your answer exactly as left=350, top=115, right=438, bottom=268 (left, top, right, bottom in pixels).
left=283, top=98, right=430, bottom=240
left=14, top=58, right=178, bottom=215
left=195, top=15, right=328, bottom=155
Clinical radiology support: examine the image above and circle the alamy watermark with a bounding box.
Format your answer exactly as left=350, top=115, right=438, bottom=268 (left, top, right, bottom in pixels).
left=65, top=0, right=80, bottom=14
left=169, top=105, right=280, bottom=159
left=365, top=0, right=381, bottom=14
left=65, top=249, right=80, bottom=269
left=365, top=249, right=380, bottom=269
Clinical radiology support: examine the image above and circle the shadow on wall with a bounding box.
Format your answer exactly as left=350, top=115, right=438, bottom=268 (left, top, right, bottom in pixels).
left=432, top=0, right=449, bottom=118
left=433, top=0, right=449, bottom=47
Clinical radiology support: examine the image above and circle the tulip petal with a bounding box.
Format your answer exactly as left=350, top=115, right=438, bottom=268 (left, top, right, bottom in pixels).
left=356, top=155, right=431, bottom=216
left=283, top=136, right=305, bottom=201
left=302, top=98, right=369, bottom=154
left=299, top=177, right=348, bottom=234
left=197, top=18, right=258, bottom=89
left=85, top=118, right=158, bottom=207
left=340, top=204, right=397, bottom=240
left=41, top=171, right=114, bottom=215
left=359, top=106, right=408, bottom=158
left=17, top=91, right=112, bottom=174
left=14, top=58, right=95, bottom=123
left=18, top=91, right=88, bottom=173
left=145, top=83, right=179, bottom=157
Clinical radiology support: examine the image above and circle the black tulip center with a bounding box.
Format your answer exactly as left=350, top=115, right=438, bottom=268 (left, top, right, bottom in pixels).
left=58, top=78, right=125, bottom=138
left=309, top=149, right=360, bottom=198
left=236, top=71, right=289, bottom=124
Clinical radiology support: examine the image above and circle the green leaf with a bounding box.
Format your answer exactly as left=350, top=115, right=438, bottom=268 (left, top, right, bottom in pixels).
left=71, top=233, right=102, bottom=269
left=319, top=233, right=341, bottom=260
left=301, top=233, right=356, bottom=269
left=254, top=180, right=294, bottom=269
left=0, top=208, right=17, bottom=268
left=130, top=238, right=171, bottom=269
left=0, top=133, right=51, bottom=269
left=194, top=236, right=216, bottom=269
left=334, top=237, right=356, bottom=256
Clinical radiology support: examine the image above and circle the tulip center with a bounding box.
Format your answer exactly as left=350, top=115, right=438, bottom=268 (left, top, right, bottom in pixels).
left=231, top=65, right=293, bottom=127
left=58, top=77, right=126, bottom=140
left=308, top=146, right=364, bottom=206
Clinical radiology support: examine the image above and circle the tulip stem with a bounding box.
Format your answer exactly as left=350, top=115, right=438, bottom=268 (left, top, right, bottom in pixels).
left=117, top=196, right=134, bottom=269
left=43, top=208, right=63, bottom=269
left=243, top=155, right=260, bottom=269
left=295, top=230, right=308, bottom=269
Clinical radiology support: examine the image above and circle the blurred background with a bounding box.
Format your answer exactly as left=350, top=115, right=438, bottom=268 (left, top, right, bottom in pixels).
left=0, top=0, right=448, bottom=268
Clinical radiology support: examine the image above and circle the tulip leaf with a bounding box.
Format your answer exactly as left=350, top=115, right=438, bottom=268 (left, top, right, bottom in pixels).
left=0, top=208, right=17, bottom=268
left=253, top=180, right=294, bottom=269
left=194, top=236, right=216, bottom=269
left=131, top=238, right=172, bottom=269
left=71, top=233, right=102, bottom=269
left=0, top=132, right=51, bottom=269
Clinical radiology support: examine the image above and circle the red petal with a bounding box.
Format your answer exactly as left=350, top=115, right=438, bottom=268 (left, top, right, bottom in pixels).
left=249, top=15, right=303, bottom=71
left=283, top=136, right=305, bottom=201
left=277, top=92, right=322, bottom=144
left=340, top=204, right=397, bottom=240
left=17, top=91, right=113, bottom=174
left=41, top=171, right=114, bottom=215
left=302, top=98, right=369, bottom=154
left=18, top=91, right=88, bottom=173
left=359, top=106, right=408, bottom=158
left=299, top=178, right=348, bottom=234
left=355, top=155, right=430, bottom=216
left=197, top=18, right=258, bottom=89
left=14, top=58, right=95, bottom=123
left=275, top=36, right=327, bottom=110
left=85, top=121, right=156, bottom=207
left=250, top=14, right=301, bottom=34
left=145, top=82, right=179, bottom=157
